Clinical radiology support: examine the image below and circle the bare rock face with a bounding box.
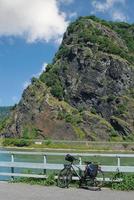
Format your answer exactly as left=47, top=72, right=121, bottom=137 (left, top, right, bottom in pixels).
left=1, top=16, right=134, bottom=141
left=59, top=51, right=133, bottom=117
left=3, top=80, right=77, bottom=140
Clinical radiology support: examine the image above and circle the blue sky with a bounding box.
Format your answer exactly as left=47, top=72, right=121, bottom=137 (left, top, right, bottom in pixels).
left=0, top=0, right=133, bottom=106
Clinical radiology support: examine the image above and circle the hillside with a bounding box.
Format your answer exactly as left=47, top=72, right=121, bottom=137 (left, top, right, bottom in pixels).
left=1, top=16, right=134, bottom=141
left=0, top=106, right=12, bottom=121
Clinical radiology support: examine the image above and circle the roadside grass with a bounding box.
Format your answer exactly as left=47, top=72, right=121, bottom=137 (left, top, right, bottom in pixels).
left=10, top=172, right=134, bottom=191
left=112, top=173, right=134, bottom=191
left=1, top=138, right=134, bottom=153
left=10, top=173, right=56, bottom=186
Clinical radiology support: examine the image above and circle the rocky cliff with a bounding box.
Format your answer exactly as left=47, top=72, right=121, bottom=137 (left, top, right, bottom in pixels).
left=1, top=16, right=134, bottom=141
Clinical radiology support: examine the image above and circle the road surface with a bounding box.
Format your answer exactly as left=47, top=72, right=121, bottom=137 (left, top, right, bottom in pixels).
left=0, top=182, right=134, bottom=200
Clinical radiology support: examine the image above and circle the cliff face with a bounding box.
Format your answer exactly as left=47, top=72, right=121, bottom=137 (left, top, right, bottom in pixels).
left=1, top=16, right=134, bottom=141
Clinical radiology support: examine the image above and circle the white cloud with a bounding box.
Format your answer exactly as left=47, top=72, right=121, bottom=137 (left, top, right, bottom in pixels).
left=91, top=0, right=128, bottom=22
left=38, top=62, right=48, bottom=76
left=34, top=62, right=48, bottom=77
left=55, top=37, right=63, bottom=45
left=23, top=81, right=31, bottom=90
left=112, top=10, right=128, bottom=21
left=59, top=0, right=74, bottom=4
left=42, top=62, right=48, bottom=72
left=0, top=0, right=69, bottom=43
left=22, top=62, right=48, bottom=89
left=92, top=0, right=125, bottom=13
left=68, top=12, right=78, bottom=19
left=12, top=96, right=19, bottom=103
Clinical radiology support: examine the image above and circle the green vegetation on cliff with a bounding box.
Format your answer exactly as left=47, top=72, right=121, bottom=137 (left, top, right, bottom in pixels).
left=64, top=15, right=134, bottom=64
left=0, top=106, right=12, bottom=121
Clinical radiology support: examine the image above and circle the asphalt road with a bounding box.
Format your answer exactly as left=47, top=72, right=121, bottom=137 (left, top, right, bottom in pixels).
left=0, top=182, right=134, bottom=200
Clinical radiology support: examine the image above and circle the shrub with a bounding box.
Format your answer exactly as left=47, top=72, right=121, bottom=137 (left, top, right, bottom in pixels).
left=16, top=139, right=31, bottom=147
left=90, top=107, right=97, bottom=114
left=22, top=127, right=30, bottom=139
left=65, top=113, right=82, bottom=125
left=2, top=138, right=31, bottom=147
left=31, top=77, right=38, bottom=84
left=44, top=139, right=52, bottom=146
left=22, top=127, right=38, bottom=139
left=110, top=129, right=118, bottom=137
left=55, top=46, right=70, bottom=60
left=112, top=174, right=134, bottom=191
left=73, top=126, right=85, bottom=139
left=78, top=106, right=84, bottom=113
left=107, top=95, right=116, bottom=103
left=116, top=104, right=127, bottom=115
left=45, top=174, right=55, bottom=186
left=50, top=82, right=64, bottom=100
left=45, top=64, right=53, bottom=72
left=11, top=173, right=56, bottom=186
left=2, top=138, right=13, bottom=146
left=40, top=67, right=64, bottom=100
left=57, top=111, right=65, bottom=120
left=0, top=118, right=8, bottom=132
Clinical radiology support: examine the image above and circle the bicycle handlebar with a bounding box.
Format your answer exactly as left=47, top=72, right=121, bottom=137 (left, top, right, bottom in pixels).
left=65, top=154, right=79, bottom=163
left=83, top=161, right=92, bottom=165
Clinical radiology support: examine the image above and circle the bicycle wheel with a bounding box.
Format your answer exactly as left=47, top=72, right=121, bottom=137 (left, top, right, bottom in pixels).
left=57, top=167, right=72, bottom=188
left=86, top=170, right=105, bottom=191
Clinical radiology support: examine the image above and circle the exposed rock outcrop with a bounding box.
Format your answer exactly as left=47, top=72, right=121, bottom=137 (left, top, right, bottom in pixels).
left=1, top=16, right=134, bottom=141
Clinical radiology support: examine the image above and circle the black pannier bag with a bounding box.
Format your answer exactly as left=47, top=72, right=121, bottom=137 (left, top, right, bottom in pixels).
left=65, top=154, right=76, bottom=162
left=87, top=163, right=98, bottom=178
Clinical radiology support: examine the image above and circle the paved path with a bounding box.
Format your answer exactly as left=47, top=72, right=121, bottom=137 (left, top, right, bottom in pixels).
left=0, top=182, right=134, bottom=200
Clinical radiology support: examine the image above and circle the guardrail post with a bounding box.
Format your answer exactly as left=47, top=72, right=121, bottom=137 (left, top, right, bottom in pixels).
left=117, top=156, right=121, bottom=172
left=79, top=157, right=82, bottom=165
left=78, top=157, right=82, bottom=176
left=79, top=157, right=82, bottom=166
left=11, top=154, right=14, bottom=180
left=117, top=157, right=120, bottom=167
left=43, top=155, right=47, bottom=175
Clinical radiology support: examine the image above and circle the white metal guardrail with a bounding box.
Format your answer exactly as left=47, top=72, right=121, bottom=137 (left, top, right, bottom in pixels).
left=0, top=151, right=134, bottom=179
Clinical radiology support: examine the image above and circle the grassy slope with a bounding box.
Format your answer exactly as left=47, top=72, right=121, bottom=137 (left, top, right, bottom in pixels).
left=0, top=106, right=12, bottom=120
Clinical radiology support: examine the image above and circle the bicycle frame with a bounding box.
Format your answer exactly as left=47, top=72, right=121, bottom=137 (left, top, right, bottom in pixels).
left=69, top=163, right=82, bottom=179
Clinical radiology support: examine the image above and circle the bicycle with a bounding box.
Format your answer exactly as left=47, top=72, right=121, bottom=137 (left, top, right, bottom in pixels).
left=57, top=154, right=105, bottom=191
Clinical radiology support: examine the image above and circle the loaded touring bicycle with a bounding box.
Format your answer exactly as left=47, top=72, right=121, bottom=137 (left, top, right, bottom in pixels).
left=57, top=154, right=105, bottom=191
